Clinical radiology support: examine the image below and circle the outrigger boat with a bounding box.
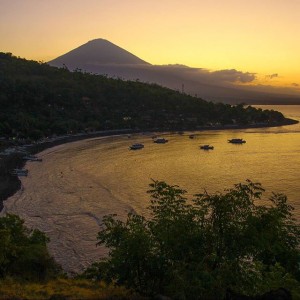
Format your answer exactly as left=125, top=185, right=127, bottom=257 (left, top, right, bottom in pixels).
left=11, top=169, right=28, bottom=176
left=153, top=138, right=168, bottom=144
left=200, top=145, right=214, bottom=150
left=23, top=155, right=42, bottom=162
left=228, top=138, right=246, bottom=144
left=129, top=143, right=144, bottom=150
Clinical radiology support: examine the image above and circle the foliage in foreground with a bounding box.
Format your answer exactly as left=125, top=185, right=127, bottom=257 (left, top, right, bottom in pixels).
left=0, top=215, right=144, bottom=299
left=88, top=180, right=300, bottom=300
left=0, top=278, right=143, bottom=300
left=0, top=214, right=61, bottom=281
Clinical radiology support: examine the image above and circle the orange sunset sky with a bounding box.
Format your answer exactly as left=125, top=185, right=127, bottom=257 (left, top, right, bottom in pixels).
left=1, top=0, right=300, bottom=95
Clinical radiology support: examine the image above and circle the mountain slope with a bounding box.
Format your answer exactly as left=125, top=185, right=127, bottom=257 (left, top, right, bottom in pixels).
left=48, top=39, right=300, bottom=104
left=49, top=38, right=150, bottom=67
left=1, top=52, right=290, bottom=140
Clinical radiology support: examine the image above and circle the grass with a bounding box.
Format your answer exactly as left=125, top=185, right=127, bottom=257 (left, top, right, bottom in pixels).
left=0, top=278, right=146, bottom=300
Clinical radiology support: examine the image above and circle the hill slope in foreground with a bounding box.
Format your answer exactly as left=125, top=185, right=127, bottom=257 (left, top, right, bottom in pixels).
left=0, top=52, right=296, bottom=141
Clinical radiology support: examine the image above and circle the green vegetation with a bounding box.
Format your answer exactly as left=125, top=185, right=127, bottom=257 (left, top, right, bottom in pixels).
left=1, top=52, right=299, bottom=298
left=0, top=214, right=60, bottom=281
left=0, top=52, right=285, bottom=140
left=0, top=214, right=141, bottom=299
left=0, top=182, right=299, bottom=299
left=0, top=278, right=142, bottom=300
left=87, top=180, right=300, bottom=300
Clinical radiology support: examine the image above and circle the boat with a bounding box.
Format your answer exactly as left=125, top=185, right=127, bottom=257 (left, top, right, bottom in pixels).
left=23, top=155, right=42, bottom=162
left=228, top=138, right=246, bottom=144
left=12, top=172, right=28, bottom=177
left=129, top=143, right=144, bottom=150
left=13, top=168, right=28, bottom=173
left=200, top=145, right=214, bottom=150
left=11, top=169, right=28, bottom=176
left=153, top=138, right=168, bottom=144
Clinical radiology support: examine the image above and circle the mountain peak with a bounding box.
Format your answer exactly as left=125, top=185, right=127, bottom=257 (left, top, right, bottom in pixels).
left=87, top=38, right=110, bottom=43
left=49, top=38, right=150, bottom=67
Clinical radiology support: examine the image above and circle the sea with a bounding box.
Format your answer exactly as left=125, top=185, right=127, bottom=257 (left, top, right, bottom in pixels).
left=3, top=104, right=300, bottom=273
left=71, top=104, right=300, bottom=218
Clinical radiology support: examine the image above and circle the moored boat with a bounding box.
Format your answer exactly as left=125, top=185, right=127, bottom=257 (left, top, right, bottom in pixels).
left=11, top=169, right=29, bottom=176
left=153, top=138, right=168, bottom=144
left=129, top=143, right=144, bottom=150
left=23, top=155, right=42, bottom=162
left=200, top=145, right=214, bottom=150
left=228, top=138, right=246, bottom=144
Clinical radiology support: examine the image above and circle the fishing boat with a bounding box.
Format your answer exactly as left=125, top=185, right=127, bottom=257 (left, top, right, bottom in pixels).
left=228, top=138, right=246, bottom=144
left=11, top=169, right=28, bottom=176
left=129, top=143, right=144, bottom=150
left=200, top=145, right=214, bottom=150
left=153, top=138, right=168, bottom=144
left=23, top=155, right=42, bottom=162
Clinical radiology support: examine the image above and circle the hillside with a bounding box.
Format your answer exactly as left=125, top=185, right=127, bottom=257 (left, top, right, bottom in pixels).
left=48, top=39, right=300, bottom=104
left=0, top=52, right=290, bottom=141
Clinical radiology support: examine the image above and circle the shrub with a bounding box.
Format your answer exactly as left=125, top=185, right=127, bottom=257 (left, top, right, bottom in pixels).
left=94, top=180, right=300, bottom=299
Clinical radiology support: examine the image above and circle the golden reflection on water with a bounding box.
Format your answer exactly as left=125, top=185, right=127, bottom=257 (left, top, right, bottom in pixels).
left=75, top=126, right=300, bottom=219
left=3, top=105, right=300, bottom=273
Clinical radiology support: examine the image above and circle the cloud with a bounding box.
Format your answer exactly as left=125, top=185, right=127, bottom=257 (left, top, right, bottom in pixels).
left=209, top=69, right=256, bottom=83
left=155, top=65, right=256, bottom=84
left=265, top=73, right=278, bottom=79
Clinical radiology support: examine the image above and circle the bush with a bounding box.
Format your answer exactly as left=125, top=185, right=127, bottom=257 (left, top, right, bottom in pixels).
left=94, top=180, right=300, bottom=299
left=0, top=214, right=61, bottom=281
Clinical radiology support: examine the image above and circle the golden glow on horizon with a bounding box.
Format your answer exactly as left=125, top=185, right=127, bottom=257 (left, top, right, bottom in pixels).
left=0, top=0, right=299, bottom=93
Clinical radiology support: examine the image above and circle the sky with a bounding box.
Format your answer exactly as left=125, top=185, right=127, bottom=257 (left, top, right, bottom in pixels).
left=1, top=0, right=300, bottom=94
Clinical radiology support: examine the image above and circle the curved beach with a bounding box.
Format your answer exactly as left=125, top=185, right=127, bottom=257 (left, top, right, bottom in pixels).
left=2, top=109, right=300, bottom=274
left=2, top=137, right=139, bottom=274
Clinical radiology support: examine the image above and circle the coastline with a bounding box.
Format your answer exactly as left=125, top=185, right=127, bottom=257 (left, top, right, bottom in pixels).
left=1, top=117, right=299, bottom=274
left=0, top=117, right=298, bottom=212
left=0, top=129, right=133, bottom=212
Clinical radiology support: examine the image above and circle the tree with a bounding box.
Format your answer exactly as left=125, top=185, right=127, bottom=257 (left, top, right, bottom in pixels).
left=1, top=52, right=292, bottom=141
left=94, top=180, right=300, bottom=299
left=0, top=214, right=61, bottom=281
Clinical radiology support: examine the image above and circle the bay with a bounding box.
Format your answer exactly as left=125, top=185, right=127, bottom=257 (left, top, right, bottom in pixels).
left=3, top=104, right=300, bottom=273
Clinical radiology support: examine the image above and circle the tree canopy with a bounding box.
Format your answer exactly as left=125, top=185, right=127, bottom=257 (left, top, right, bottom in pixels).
left=0, top=214, right=61, bottom=281
left=90, top=180, right=300, bottom=300
left=0, top=53, right=286, bottom=140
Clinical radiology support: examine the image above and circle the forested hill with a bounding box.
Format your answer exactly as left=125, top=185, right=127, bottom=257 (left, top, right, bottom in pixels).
left=0, top=52, right=288, bottom=140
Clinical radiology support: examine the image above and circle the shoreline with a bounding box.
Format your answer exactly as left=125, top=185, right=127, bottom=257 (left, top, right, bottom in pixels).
left=1, top=117, right=299, bottom=273
left=0, top=117, right=298, bottom=212
left=0, top=129, right=134, bottom=212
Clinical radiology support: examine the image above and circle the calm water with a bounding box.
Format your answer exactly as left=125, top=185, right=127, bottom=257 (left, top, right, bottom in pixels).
left=83, top=104, right=300, bottom=217
left=3, top=105, right=300, bottom=273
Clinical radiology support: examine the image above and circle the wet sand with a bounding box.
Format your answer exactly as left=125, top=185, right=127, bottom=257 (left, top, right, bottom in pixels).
left=1, top=137, right=135, bottom=275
